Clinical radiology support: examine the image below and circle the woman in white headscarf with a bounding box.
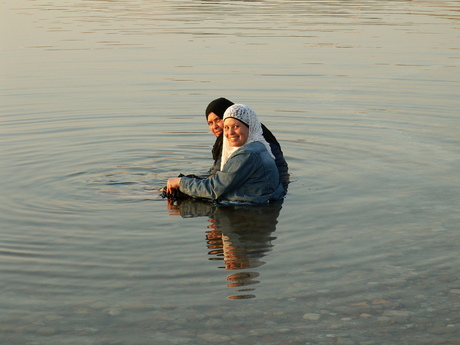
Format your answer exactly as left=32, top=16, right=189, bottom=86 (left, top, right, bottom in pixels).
left=167, top=104, right=285, bottom=204
left=204, top=97, right=289, bottom=189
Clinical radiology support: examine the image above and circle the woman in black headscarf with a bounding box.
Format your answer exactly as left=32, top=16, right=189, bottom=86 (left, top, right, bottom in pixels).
left=205, top=97, right=289, bottom=189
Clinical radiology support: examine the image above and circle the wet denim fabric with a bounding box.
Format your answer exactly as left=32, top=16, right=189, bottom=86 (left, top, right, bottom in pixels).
left=180, top=142, right=285, bottom=204
left=207, top=140, right=289, bottom=189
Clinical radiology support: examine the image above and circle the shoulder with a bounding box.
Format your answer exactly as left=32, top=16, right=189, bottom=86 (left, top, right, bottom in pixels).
left=237, top=141, right=265, bottom=154
left=226, top=142, right=264, bottom=166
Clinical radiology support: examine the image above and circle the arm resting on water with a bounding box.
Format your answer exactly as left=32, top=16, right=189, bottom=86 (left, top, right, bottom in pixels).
left=179, top=151, right=256, bottom=201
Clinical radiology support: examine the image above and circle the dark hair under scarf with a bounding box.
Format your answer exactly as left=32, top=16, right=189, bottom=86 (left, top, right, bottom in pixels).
left=205, top=97, right=281, bottom=162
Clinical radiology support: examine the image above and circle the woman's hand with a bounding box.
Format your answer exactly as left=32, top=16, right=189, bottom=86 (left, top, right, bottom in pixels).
left=166, top=177, right=182, bottom=194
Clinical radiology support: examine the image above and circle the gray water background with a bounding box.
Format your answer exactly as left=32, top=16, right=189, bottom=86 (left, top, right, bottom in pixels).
left=1, top=0, right=460, bottom=344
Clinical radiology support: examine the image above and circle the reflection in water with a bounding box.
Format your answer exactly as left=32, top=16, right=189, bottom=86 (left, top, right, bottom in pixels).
left=168, top=200, right=282, bottom=299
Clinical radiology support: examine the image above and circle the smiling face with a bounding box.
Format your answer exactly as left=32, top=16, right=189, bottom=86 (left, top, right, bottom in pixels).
left=224, top=118, right=249, bottom=147
left=207, top=112, right=224, bottom=137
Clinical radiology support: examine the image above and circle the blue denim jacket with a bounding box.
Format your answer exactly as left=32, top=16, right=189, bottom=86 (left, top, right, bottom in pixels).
left=180, top=141, right=285, bottom=204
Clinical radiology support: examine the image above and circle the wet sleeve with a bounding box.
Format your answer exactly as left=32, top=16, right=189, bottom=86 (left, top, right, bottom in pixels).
left=179, top=152, right=256, bottom=200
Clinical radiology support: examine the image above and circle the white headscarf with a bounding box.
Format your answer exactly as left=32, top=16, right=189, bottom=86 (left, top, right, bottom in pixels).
left=220, top=104, right=275, bottom=170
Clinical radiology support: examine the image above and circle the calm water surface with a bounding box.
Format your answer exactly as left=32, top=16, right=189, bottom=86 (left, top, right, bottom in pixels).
left=1, top=0, right=460, bottom=344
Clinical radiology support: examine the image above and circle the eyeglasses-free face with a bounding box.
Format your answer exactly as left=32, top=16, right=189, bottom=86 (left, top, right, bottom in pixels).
left=224, top=118, right=249, bottom=148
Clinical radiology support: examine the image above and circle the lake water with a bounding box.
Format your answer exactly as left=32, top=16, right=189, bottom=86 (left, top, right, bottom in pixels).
left=1, top=0, right=459, bottom=344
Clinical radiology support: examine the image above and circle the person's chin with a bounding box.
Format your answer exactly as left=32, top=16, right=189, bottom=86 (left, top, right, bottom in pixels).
left=229, top=141, right=242, bottom=148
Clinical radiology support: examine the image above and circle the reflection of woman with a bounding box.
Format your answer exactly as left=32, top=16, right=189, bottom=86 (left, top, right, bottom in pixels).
left=205, top=98, right=289, bottom=189
left=208, top=202, right=282, bottom=299
left=168, top=198, right=282, bottom=300
left=167, top=104, right=285, bottom=204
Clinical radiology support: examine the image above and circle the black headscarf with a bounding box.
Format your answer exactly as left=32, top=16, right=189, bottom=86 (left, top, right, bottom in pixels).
left=205, top=97, right=234, bottom=120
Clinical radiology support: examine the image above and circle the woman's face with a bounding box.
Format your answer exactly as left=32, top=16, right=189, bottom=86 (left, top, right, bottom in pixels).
left=207, top=112, right=223, bottom=137
left=224, top=118, right=249, bottom=147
